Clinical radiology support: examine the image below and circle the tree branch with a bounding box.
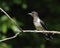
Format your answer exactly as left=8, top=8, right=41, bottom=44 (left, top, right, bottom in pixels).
left=22, top=30, right=60, bottom=34
left=0, top=32, right=20, bottom=42
left=0, top=30, right=60, bottom=42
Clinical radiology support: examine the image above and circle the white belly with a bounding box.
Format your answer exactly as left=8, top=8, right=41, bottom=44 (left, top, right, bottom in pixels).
left=33, top=18, right=42, bottom=27
left=33, top=18, right=44, bottom=30
left=34, top=21, right=42, bottom=27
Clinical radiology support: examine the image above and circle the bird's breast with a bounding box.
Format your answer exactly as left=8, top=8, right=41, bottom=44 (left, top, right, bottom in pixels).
left=33, top=18, right=42, bottom=26
left=33, top=18, right=44, bottom=30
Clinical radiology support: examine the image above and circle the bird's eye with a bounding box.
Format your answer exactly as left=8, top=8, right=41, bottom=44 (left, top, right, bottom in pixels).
left=32, top=12, right=34, bottom=14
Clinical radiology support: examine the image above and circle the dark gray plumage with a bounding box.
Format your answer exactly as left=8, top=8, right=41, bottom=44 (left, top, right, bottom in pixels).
left=28, top=11, right=53, bottom=40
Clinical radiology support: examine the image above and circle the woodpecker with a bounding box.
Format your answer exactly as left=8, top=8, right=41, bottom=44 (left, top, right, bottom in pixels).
left=28, top=11, right=53, bottom=40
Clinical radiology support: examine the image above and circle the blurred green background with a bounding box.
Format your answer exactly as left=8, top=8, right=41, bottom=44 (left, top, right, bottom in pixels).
left=0, top=0, right=60, bottom=48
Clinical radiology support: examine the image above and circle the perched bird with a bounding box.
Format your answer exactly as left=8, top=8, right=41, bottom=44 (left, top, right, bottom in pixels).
left=28, top=11, right=53, bottom=40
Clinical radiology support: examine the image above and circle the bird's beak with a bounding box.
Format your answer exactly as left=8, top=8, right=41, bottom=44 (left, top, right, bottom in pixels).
left=28, top=13, right=32, bottom=15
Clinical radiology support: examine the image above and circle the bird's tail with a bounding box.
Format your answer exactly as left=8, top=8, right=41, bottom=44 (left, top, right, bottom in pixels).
left=45, top=33, right=53, bottom=40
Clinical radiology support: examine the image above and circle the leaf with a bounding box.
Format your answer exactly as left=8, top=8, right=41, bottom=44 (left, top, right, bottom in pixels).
left=1, top=35, right=6, bottom=39
left=11, top=25, right=20, bottom=32
left=0, top=43, right=12, bottom=48
left=13, top=0, right=22, bottom=4
left=1, top=15, right=8, bottom=22
left=2, top=2, right=9, bottom=11
left=2, top=23, right=7, bottom=34
left=22, top=3, right=27, bottom=9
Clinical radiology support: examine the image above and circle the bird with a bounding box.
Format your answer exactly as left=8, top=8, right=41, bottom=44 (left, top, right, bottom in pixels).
left=28, top=11, right=53, bottom=40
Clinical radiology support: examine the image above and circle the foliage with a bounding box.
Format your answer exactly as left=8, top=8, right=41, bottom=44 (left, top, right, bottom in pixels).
left=0, top=43, right=12, bottom=48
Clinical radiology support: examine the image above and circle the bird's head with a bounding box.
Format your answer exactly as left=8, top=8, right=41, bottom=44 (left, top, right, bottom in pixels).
left=28, top=11, right=38, bottom=17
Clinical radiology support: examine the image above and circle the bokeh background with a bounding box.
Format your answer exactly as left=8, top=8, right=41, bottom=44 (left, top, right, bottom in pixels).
left=0, top=0, right=60, bottom=48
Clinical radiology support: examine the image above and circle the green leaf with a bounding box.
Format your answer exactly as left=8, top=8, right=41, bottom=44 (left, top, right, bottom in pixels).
left=1, top=15, right=8, bottom=22
left=2, top=2, right=9, bottom=11
left=1, top=35, right=6, bottom=39
left=22, top=3, right=27, bottom=9
left=11, top=25, right=20, bottom=32
left=14, top=0, right=22, bottom=4
left=0, top=43, right=12, bottom=48
left=2, top=24, right=7, bottom=34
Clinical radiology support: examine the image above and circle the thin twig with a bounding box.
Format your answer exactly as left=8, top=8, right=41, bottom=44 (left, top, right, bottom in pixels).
left=0, top=32, right=19, bottom=42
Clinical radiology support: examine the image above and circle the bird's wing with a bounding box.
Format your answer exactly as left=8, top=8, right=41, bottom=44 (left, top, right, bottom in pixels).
left=40, top=20, right=47, bottom=30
